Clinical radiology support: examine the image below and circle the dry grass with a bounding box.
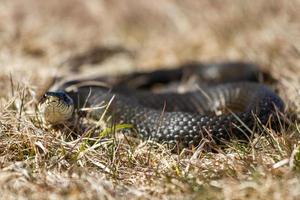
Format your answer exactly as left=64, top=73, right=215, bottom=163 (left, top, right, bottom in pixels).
left=1, top=0, right=300, bottom=199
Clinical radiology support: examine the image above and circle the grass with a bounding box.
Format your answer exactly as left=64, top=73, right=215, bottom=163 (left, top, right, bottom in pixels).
left=1, top=0, right=300, bottom=199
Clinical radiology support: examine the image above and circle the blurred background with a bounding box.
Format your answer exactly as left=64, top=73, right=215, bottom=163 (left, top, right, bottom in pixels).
left=1, top=2, right=300, bottom=199
left=0, top=0, right=299, bottom=94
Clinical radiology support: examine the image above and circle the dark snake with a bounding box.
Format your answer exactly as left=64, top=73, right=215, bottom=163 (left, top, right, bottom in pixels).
left=39, top=62, right=285, bottom=147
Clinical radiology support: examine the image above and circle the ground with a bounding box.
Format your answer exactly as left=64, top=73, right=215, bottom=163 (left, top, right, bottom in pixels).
left=1, top=0, right=300, bottom=199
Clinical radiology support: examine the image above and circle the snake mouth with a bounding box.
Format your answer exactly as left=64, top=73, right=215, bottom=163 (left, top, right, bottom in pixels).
left=38, top=92, right=75, bottom=125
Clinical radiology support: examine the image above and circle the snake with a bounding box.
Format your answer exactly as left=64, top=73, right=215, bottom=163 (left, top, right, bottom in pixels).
left=38, top=62, right=285, bottom=147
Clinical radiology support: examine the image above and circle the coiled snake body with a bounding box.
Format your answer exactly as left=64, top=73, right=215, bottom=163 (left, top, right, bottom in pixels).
left=39, top=63, right=285, bottom=147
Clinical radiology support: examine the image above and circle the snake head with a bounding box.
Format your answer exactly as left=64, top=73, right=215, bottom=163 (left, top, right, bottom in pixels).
left=38, top=92, right=75, bottom=125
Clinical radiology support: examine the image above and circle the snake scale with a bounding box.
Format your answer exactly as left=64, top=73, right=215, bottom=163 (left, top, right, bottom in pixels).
left=39, top=62, right=285, bottom=147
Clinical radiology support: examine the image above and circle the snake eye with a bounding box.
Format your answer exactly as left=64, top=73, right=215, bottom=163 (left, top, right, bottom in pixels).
left=39, top=93, right=49, bottom=104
